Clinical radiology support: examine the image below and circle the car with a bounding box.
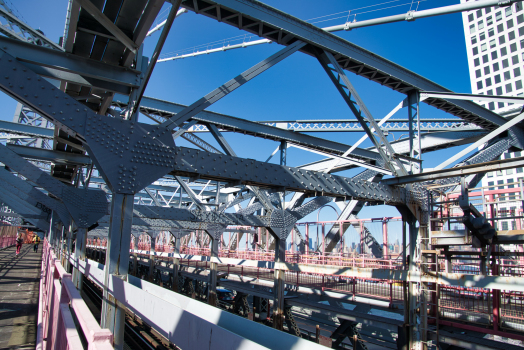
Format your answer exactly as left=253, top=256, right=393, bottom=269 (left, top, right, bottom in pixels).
left=217, top=288, right=235, bottom=304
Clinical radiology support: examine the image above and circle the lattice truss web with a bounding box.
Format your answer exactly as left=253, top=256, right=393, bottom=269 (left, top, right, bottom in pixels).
left=0, top=1, right=61, bottom=50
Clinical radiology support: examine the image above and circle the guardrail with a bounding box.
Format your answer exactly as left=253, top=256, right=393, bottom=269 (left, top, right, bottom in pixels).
left=0, top=225, right=17, bottom=248
left=37, top=239, right=113, bottom=350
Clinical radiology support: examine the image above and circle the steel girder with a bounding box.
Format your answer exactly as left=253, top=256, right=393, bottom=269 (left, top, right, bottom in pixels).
left=5, top=143, right=92, bottom=166
left=299, top=130, right=487, bottom=173
left=0, top=4, right=63, bottom=51
left=0, top=143, right=106, bottom=228
left=179, top=0, right=516, bottom=133
left=433, top=137, right=512, bottom=189
left=0, top=167, right=71, bottom=227
left=0, top=36, right=140, bottom=95
left=112, top=95, right=382, bottom=163
left=0, top=186, right=51, bottom=232
left=0, top=119, right=54, bottom=139
left=167, top=146, right=407, bottom=204
left=316, top=50, right=409, bottom=177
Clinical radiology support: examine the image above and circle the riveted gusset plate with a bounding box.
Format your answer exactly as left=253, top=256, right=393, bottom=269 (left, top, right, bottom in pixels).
left=0, top=50, right=175, bottom=194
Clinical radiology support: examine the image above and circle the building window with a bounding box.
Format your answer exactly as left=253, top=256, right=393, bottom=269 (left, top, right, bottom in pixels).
left=496, top=11, right=503, bottom=21
left=488, top=181, right=494, bottom=188
left=519, top=26, right=524, bottom=36
left=490, top=39, right=497, bottom=48
left=493, top=62, right=500, bottom=71
left=508, top=168, right=514, bottom=175
left=503, top=58, right=509, bottom=68
left=473, top=47, right=479, bottom=55
left=507, top=83, right=513, bottom=92
left=502, top=221, right=509, bottom=230
left=496, top=86, right=503, bottom=94
left=487, top=172, right=494, bottom=178
left=489, top=28, right=495, bottom=38
left=492, top=51, right=498, bottom=60
left=505, top=71, right=511, bottom=80
left=489, top=102, right=495, bottom=110
left=517, top=167, right=524, bottom=173
left=487, top=16, right=494, bottom=26
left=498, top=179, right=504, bottom=188
left=517, top=3, right=523, bottom=12
left=483, top=54, right=489, bottom=63
left=481, top=43, right=487, bottom=52
left=508, top=178, right=515, bottom=188
left=469, top=13, right=475, bottom=22
left=509, top=30, right=516, bottom=40
left=515, top=67, right=521, bottom=77
left=486, top=77, right=492, bottom=87
left=511, top=42, right=518, bottom=52
left=480, top=32, right=486, bottom=41
left=499, top=102, right=505, bottom=108
left=508, top=19, right=515, bottom=29
left=516, top=152, right=522, bottom=157
left=506, top=6, right=513, bottom=17
left=516, top=80, right=523, bottom=90
left=498, top=23, right=505, bottom=33
left=501, top=47, right=508, bottom=56
left=476, top=69, right=482, bottom=78
left=470, top=24, right=476, bottom=34
left=519, top=14, right=524, bottom=24
left=474, top=58, right=480, bottom=67
left=477, top=81, right=483, bottom=89
left=488, top=89, right=493, bottom=96
left=472, top=36, right=478, bottom=45
left=512, top=55, right=519, bottom=64
left=484, top=66, right=490, bottom=75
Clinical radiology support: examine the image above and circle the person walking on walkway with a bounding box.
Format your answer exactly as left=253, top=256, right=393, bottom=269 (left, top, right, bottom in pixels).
left=33, top=234, right=40, bottom=252
left=16, top=233, right=23, bottom=256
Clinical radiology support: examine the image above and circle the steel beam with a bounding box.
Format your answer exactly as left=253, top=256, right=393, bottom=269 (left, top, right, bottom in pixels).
left=317, top=50, right=408, bottom=177
left=168, top=146, right=407, bottom=203
left=183, top=0, right=513, bottom=132
left=161, top=40, right=307, bottom=129
left=75, top=0, right=139, bottom=54
left=114, top=94, right=382, bottom=162
left=0, top=36, right=140, bottom=90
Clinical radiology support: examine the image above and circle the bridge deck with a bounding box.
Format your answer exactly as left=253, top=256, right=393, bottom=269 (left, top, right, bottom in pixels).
left=0, top=244, right=41, bottom=350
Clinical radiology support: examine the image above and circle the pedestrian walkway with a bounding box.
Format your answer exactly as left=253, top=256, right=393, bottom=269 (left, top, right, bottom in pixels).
left=0, top=244, right=42, bottom=349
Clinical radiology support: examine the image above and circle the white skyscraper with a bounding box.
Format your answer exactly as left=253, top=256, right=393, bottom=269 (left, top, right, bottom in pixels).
left=461, top=1, right=524, bottom=230
left=461, top=1, right=524, bottom=113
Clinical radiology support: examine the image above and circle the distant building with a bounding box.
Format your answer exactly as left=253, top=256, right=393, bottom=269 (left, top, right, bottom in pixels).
left=461, top=1, right=524, bottom=231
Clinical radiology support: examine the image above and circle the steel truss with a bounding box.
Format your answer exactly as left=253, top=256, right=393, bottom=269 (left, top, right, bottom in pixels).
left=1, top=1, right=524, bottom=349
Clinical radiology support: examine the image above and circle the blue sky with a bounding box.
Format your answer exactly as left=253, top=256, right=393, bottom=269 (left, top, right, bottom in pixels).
left=3, top=0, right=473, bottom=222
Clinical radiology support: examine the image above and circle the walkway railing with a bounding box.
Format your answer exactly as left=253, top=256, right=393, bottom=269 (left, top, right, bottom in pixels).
left=37, top=239, right=113, bottom=350
left=0, top=225, right=17, bottom=248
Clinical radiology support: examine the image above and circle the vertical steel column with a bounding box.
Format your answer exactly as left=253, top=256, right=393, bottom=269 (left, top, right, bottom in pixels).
left=101, top=193, right=134, bottom=350
left=383, top=219, right=388, bottom=259
left=407, top=213, right=420, bottom=350
left=280, top=141, right=287, bottom=166
left=64, top=222, right=73, bottom=270
left=305, top=225, right=309, bottom=254
left=72, top=227, right=87, bottom=290
left=273, top=237, right=286, bottom=330
left=407, top=91, right=421, bottom=174
left=47, top=211, right=55, bottom=247
left=171, top=235, right=181, bottom=292
left=148, top=234, right=156, bottom=282
left=208, top=237, right=218, bottom=306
